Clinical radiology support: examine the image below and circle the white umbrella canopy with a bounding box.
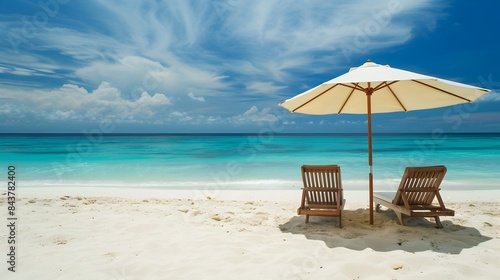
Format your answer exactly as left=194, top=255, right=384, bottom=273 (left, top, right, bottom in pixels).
left=281, top=60, right=490, bottom=115
left=280, top=60, right=491, bottom=225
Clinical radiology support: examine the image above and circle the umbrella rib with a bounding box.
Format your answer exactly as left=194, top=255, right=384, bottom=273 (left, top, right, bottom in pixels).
left=373, top=81, right=398, bottom=91
left=342, top=83, right=365, bottom=91
left=338, top=84, right=357, bottom=114
left=411, top=80, right=473, bottom=102
left=385, top=82, right=407, bottom=111
left=291, top=84, right=338, bottom=112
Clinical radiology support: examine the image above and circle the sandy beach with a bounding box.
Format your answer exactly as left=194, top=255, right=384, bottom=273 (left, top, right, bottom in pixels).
left=1, top=188, right=499, bottom=279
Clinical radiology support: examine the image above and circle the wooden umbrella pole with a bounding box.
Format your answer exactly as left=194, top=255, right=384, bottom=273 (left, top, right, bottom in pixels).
left=366, top=87, right=374, bottom=225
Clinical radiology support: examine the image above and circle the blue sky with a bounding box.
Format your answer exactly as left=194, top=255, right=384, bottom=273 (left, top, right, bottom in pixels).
left=1, top=0, right=499, bottom=133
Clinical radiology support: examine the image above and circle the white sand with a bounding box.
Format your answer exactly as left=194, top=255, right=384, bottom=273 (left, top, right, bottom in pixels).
left=1, top=188, right=499, bottom=279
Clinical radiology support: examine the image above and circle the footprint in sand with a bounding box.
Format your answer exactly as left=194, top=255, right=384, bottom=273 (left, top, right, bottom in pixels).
left=53, top=238, right=68, bottom=245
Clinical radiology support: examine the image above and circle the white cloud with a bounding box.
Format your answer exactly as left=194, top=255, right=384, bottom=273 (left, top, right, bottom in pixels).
left=46, top=110, right=77, bottom=121
left=217, top=0, right=439, bottom=76
left=336, top=120, right=362, bottom=125
left=3, top=0, right=443, bottom=90
left=231, top=106, right=279, bottom=124
left=207, top=116, right=223, bottom=123
left=0, top=82, right=171, bottom=124
left=245, top=81, right=287, bottom=94
left=0, top=0, right=454, bottom=132
left=0, top=104, right=27, bottom=119
left=38, top=26, right=127, bottom=61
left=76, top=55, right=228, bottom=99
left=188, top=92, right=205, bottom=102
left=0, top=51, right=63, bottom=79
left=169, top=111, right=193, bottom=122
left=0, top=84, right=286, bottom=128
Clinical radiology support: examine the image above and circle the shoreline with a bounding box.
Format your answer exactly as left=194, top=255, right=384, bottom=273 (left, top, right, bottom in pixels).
left=15, top=178, right=500, bottom=192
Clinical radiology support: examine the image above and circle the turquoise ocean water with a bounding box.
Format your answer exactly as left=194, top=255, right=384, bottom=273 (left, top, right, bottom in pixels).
left=1, top=133, right=499, bottom=191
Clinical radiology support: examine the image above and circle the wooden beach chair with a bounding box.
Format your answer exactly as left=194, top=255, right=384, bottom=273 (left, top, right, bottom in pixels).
left=373, top=166, right=455, bottom=228
left=297, top=165, right=345, bottom=227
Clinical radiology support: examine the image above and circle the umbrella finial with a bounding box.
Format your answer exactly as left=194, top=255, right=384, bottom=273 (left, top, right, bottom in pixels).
left=366, top=59, right=372, bottom=62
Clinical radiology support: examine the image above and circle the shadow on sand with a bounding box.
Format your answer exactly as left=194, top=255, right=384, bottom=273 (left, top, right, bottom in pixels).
left=279, top=208, right=492, bottom=254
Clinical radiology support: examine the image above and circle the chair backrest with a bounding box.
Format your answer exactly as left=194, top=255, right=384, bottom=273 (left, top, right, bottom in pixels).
left=393, top=166, right=447, bottom=205
left=301, top=165, right=342, bottom=205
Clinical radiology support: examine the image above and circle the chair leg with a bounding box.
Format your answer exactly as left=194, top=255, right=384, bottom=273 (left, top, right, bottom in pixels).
left=305, top=215, right=309, bottom=223
left=338, top=215, right=342, bottom=228
left=395, top=213, right=405, bottom=226
left=434, top=217, right=443, bottom=228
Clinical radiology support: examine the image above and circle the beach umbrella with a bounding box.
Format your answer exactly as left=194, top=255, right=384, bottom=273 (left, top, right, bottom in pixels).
left=279, top=60, right=491, bottom=225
